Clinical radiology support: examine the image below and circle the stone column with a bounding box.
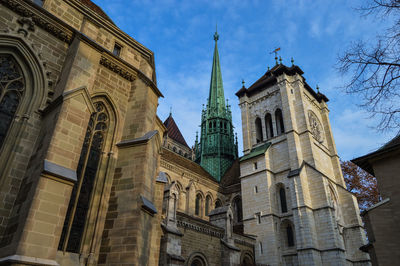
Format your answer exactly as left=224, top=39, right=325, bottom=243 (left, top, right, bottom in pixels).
left=209, top=205, right=240, bottom=266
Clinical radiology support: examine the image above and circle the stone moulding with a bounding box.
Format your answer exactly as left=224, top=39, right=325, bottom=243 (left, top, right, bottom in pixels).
left=176, top=220, right=224, bottom=238
left=234, top=238, right=254, bottom=248
left=1, top=0, right=73, bottom=43
left=99, top=55, right=136, bottom=81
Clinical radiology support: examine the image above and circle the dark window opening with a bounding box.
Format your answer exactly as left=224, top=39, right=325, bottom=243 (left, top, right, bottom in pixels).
left=275, top=108, right=285, bottom=134
left=205, top=195, right=211, bottom=216
left=113, top=43, right=122, bottom=57
left=195, top=194, right=202, bottom=216
left=255, top=117, right=263, bottom=143
left=265, top=113, right=274, bottom=139
left=59, top=102, right=109, bottom=253
left=279, top=187, right=288, bottom=213
left=233, top=197, right=243, bottom=222
left=287, top=225, right=294, bottom=247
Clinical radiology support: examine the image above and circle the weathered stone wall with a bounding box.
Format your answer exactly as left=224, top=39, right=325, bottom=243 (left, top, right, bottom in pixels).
left=238, top=68, right=370, bottom=265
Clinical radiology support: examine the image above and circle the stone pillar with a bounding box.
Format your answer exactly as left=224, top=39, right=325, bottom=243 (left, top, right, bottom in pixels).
left=159, top=180, right=184, bottom=266
left=209, top=205, right=240, bottom=266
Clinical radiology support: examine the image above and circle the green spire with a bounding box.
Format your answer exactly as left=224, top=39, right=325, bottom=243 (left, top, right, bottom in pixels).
left=195, top=31, right=238, bottom=182
left=208, top=29, right=225, bottom=115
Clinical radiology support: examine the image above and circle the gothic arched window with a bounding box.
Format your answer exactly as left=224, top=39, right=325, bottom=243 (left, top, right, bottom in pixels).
left=287, top=224, right=294, bottom=247
left=59, top=101, right=110, bottom=253
left=275, top=108, right=285, bottom=135
left=195, top=193, right=202, bottom=216
left=0, top=55, right=25, bottom=151
left=255, top=117, right=263, bottom=143
left=205, top=195, right=212, bottom=216
left=265, top=113, right=274, bottom=139
left=233, top=197, right=243, bottom=222
left=279, top=187, right=288, bottom=213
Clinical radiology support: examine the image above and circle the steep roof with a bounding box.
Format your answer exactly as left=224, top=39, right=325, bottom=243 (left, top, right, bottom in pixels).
left=161, top=148, right=218, bottom=184
left=163, top=114, right=189, bottom=148
left=208, top=31, right=226, bottom=115
left=79, top=0, right=115, bottom=24
left=236, top=63, right=329, bottom=103
left=352, top=134, right=400, bottom=175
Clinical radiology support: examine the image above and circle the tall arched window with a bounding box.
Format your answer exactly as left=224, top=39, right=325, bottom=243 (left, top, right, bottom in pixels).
left=275, top=108, right=285, bottom=134
left=265, top=113, right=274, bottom=139
left=205, top=195, right=212, bottom=216
left=195, top=193, right=202, bottom=216
left=279, top=187, right=288, bottom=213
left=287, top=224, right=294, bottom=247
left=0, top=55, right=25, bottom=150
left=233, top=197, right=243, bottom=222
left=59, top=101, right=110, bottom=253
left=255, top=117, right=263, bottom=143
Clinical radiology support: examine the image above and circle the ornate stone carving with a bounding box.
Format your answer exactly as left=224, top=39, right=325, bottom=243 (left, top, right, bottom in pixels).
left=1, top=0, right=73, bottom=43
left=308, top=110, right=324, bottom=142
left=99, top=56, right=136, bottom=81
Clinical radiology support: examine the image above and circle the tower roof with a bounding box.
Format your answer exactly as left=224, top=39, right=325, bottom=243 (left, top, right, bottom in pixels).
left=208, top=30, right=226, bottom=114
left=163, top=114, right=189, bottom=148
left=235, top=63, right=328, bottom=103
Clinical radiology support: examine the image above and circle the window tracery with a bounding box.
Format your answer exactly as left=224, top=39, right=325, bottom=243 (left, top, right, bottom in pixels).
left=308, top=111, right=324, bottom=142
left=0, top=55, right=25, bottom=150
left=59, top=101, right=110, bottom=253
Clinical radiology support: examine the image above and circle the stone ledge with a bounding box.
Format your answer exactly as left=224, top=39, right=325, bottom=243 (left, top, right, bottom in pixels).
left=117, top=130, right=158, bottom=148
left=0, top=254, right=59, bottom=266
left=140, top=195, right=157, bottom=215
left=43, top=160, right=77, bottom=183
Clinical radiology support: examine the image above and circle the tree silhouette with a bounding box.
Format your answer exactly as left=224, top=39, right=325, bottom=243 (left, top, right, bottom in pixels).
left=337, top=0, right=400, bottom=131
left=341, top=160, right=380, bottom=212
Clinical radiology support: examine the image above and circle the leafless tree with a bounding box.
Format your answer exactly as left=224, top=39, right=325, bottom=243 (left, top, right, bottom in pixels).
left=337, top=0, right=400, bottom=131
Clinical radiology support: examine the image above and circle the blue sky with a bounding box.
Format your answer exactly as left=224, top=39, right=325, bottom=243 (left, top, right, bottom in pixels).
left=93, top=0, right=396, bottom=160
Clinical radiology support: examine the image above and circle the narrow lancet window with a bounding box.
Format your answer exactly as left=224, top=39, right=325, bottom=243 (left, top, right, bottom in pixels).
left=265, top=113, right=274, bottom=139
left=59, top=102, right=109, bottom=253
left=255, top=117, right=263, bottom=143
left=279, top=187, right=288, bottom=213
left=275, top=108, right=285, bottom=134
left=195, top=194, right=202, bottom=216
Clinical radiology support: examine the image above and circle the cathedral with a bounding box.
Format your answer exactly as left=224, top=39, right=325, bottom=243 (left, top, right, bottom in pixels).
left=0, top=0, right=371, bottom=265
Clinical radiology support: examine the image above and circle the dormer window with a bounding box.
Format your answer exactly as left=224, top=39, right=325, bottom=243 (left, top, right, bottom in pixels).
left=113, top=43, right=122, bottom=57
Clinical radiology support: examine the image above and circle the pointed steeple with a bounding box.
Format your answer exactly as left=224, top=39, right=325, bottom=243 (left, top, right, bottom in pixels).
left=208, top=29, right=225, bottom=115
left=195, top=30, right=238, bottom=182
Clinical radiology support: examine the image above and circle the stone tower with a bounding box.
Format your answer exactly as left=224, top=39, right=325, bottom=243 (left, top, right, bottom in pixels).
left=236, top=62, right=370, bottom=265
left=195, top=31, right=238, bottom=182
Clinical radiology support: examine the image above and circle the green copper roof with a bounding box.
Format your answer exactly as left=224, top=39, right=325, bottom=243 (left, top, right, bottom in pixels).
left=240, top=142, right=271, bottom=162
left=194, top=31, right=238, bottom=182
left=208, top=31, right=225, bottom=115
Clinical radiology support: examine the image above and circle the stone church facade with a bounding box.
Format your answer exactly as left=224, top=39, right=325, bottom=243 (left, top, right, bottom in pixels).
left=0, top=0, right=370, bottom=265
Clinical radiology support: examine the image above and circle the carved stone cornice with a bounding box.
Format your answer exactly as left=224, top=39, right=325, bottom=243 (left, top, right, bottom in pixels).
left=176, top=219, right=224, bottom=238
left=1, top=0, right=73, bottom=43
left=100, top=55, right=136, bottom=81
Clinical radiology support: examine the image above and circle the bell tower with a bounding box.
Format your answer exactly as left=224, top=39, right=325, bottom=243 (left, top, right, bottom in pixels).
left=236, top=60, right=370, bottom=265
left=194, top=31, right=238, bottom=182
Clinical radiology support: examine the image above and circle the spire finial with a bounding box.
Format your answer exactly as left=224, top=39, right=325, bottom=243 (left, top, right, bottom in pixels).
left=242, top=79, right=245, bottom=87
left=169, top=107, right=172, bottom=116
left=316, top=85, right=320, bottom=93
left=214, top=23, right=219, bottom=41
left=270, top=47, right=281, bottom=65
left=268, top=66, right=270, bottom=71
left=279, top=56, right=282, bottom=64
left=291, top=57, right=294, bottom=66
